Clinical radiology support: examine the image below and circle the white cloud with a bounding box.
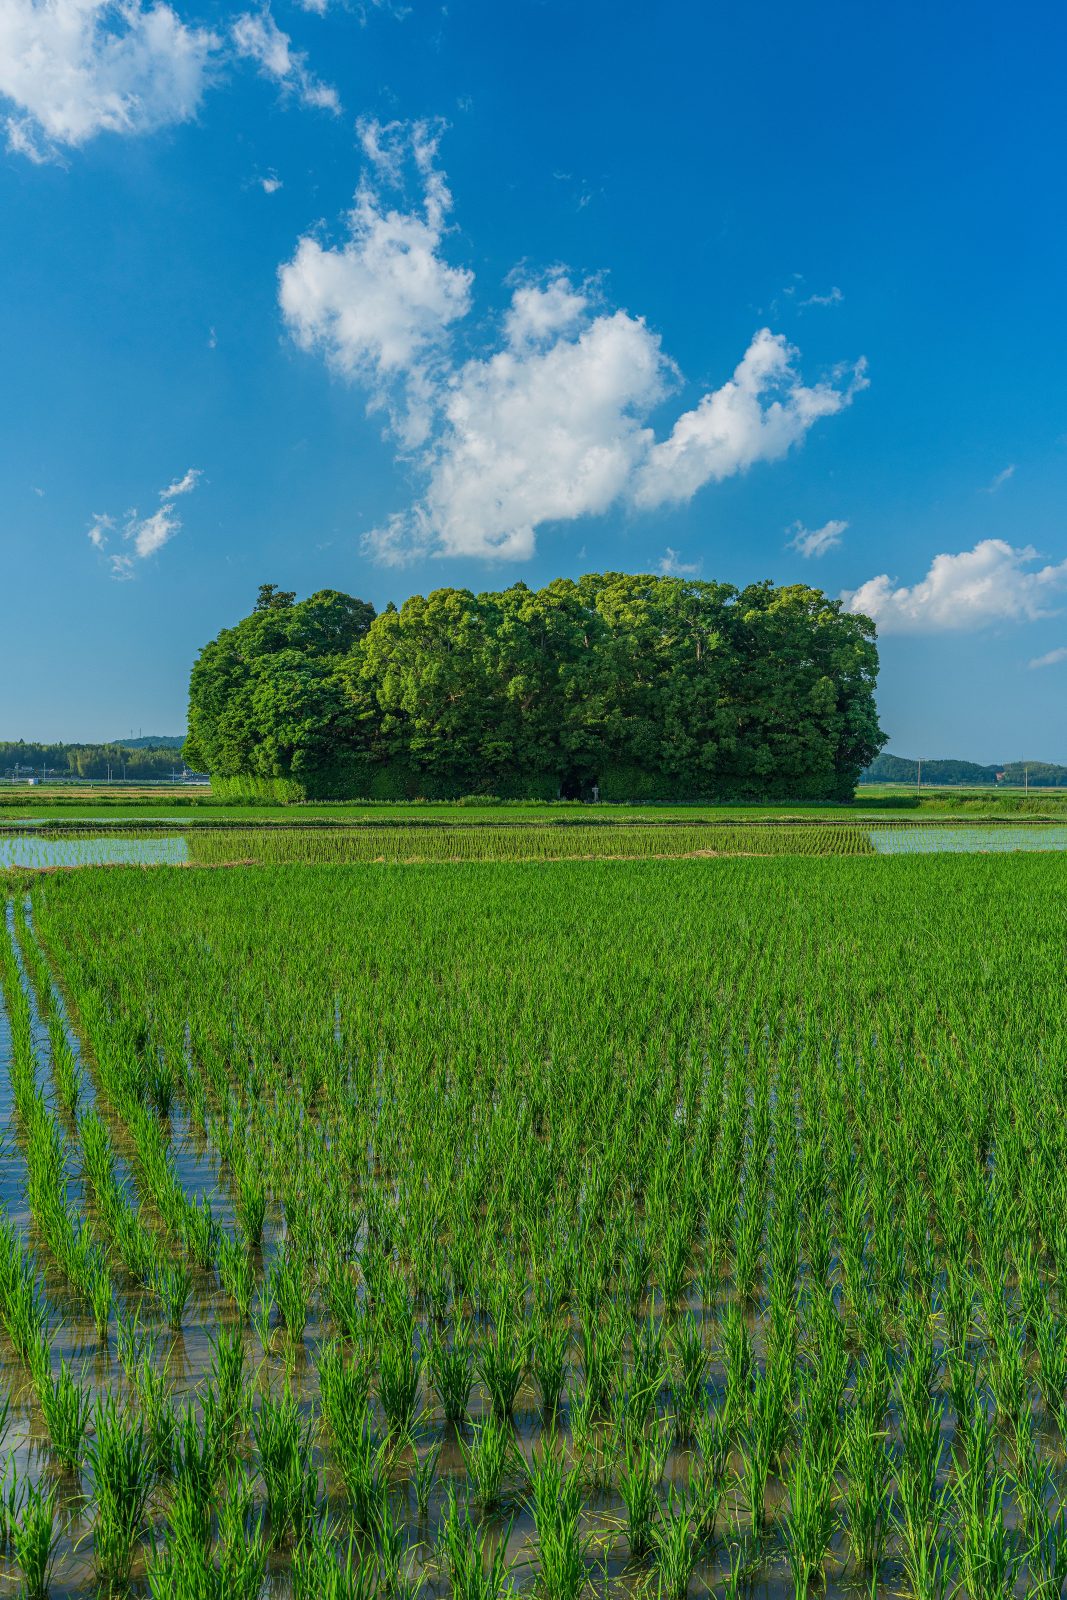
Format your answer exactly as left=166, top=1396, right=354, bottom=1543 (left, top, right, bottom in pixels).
left=279, top=119, right=472, bottom=447
left=87, top=468, right=199, bottom=576
left=843, top=539, right=1067, bottom=633
left=658, top=547, right=702, bottom=577
left=87, top=511, right=113, bottom=549
left=788, top=518, right=848, bottom=558
left=282, top=128, right=867, bottom=564
left=161, top=466, right=200, bottom=497
left=408, top=306, right=669, bottom=561
left=982, top=463, right=1015, bottom=493
left=632, top=332, right=867, bottom=510
left=1030, top=646, right=1067, bottom=669
left=799, top=286, right=843, bottom=309
left=260, top=171, right=282, bottom=193
left=0, top=0, right=218, bottom=162
left=231, top=9, right=339, bottom=113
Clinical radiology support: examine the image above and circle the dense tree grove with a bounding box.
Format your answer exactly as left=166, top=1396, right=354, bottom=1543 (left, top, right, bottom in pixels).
left=0, top=740, right=185, bottom=781
left=861, top=754, right=1067, bottom=787
left=184, top=575, right=885, bottom=801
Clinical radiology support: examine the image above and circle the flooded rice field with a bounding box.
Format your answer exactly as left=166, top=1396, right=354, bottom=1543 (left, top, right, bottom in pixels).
left=1, top=847, right=1066, bottom=1594
left=2, top=820, right=1067, bottom=870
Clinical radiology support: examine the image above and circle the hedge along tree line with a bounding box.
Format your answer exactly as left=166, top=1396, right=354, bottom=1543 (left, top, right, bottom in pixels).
left=183, top=575, right=885, bottom=802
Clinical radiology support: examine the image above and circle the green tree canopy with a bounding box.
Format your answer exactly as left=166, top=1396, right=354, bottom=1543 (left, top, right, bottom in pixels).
left=186, top=574, right=885, bottom=801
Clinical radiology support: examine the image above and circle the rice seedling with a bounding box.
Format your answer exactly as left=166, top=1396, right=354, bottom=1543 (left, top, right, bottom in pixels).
left=781, top=1433, right=839, bottom=1595
left=87, top=1393, right=154, bottom=1585
left=13, top=1477, right=59, bottom=1600
left=379, top=1328, right=422, bottom=1435
left=618, top=1426, right=663, bottom=1561
left=650, top=1485, right=699, bottom=1600
left=458, top=1412, right=515, bottom=1511
left=476, top=1315, right=525, bottom=1420
left=292, top=1517, right=379, bottom=1600
left=525, top=1434, right=588, bottom=1596
left=40, top=1358, right=91, bottom=1473
left=429, top=1319, right=474, bottom=1422
left=841, top=1403, right=890, bottom=1574
left=253, top=1383, right=318, bottom=1545
left=530, top=1315, right=569, bottom=1419
left=439, top=1487, right=517, bottom=1600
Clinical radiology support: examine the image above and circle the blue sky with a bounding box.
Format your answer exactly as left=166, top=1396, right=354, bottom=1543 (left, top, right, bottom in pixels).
left=2, top=0, right=1065, bottom=758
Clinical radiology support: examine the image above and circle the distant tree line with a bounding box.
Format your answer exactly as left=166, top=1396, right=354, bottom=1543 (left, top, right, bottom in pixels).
left=185, top=575, right=884, bottom=803
left=862, top=753, right=1067, bottom=787
left=0, top=740, right=188, bottom=781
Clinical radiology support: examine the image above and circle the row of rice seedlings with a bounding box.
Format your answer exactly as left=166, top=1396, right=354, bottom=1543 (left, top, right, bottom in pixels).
left=182, top=820, right=877, bottom=868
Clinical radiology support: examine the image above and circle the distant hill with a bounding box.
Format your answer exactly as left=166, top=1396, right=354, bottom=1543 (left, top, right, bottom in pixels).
left=109, top=736, right=185, bottom=749
left=862, top=753, right=1067, bottom=786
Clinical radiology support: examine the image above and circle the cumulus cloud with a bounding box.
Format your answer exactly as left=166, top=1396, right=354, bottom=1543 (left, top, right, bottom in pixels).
left=632, top=333, right=867, bottom=510
left=1030, top=646, right=1067, bottom=669
left=788, top=518, right=848, bottom=558
left=0, top=0, right=219, bottom=161
left=231, top=9, right=339, bottom=113
left=279, top=119, right=472, bottom=448
left=843, top=539, right=1067, bottom=633
left=281, top=127, right=867, bottom=564
left=87, top=468, right=199, bottom=576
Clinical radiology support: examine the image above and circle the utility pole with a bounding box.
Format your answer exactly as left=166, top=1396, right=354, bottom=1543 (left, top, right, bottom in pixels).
left=916, top=757, right=922, bottom=795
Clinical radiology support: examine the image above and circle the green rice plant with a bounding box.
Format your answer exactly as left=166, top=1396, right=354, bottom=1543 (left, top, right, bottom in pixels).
left=650, top=1486, right=698, bottom=1600
left=896, top=1483, right=953, bottom=1600
left=13, top=1477, right=59, bottom=1600
left=841, top=1404, right=890, bottom=1573
left=476, top=1317, right=525, bottom=1419
left=216, top=1232, right=255, bottom=1319
left=252, top=1384, right=318, bottom=1546
left=292, top=1518, right=378, bottom=1600
left=235, top=1169, right=267, bottom=1249
left=405, top=1429, right=442, bottom=1518
left=526, top=1432, right=589, bottom=1597
left=618, top=1426, right=663, bottom=1560
left=688, top=1410, right=726, bottom=1543
left=458, top=1412, right=514, bottom=1512
left=1026, top=1499, right=1067, bottom=1599
left=622, top=1312, right=666, bottom=1430
left=155, top=1259, right=192, bottom=1330
left=40, top=1358, right=91, bottom=1473
left=269, top=1247, right=309, bottom=1341
left=203, top=1326, right=248, bottom=1446
left=781, top=1434, right=838, bottom=1595
left=87, top=1393, right=153, bottom=1585
left=720, top=1304, right=753, bottom=1440
left=428, top=1319, right=474, bottom=1422
left=530, top=1316, right=568, bottom=1419
left=378, top=1329, right=422, bottom=1434
left=668, top=1314, right=707, bottom=1442
left=172, top=1401, right=217, bottom=1544
left=439, top=1487, right=516, bottom=1600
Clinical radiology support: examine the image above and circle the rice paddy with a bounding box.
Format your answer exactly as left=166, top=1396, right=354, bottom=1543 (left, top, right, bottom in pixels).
left=1, top=840, right=1066, bottom=1597
left=4, top=820, right=1067, bottom=873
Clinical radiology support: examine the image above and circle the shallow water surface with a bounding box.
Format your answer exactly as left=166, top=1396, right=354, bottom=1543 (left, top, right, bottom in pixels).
left=0, top=834, right=189, bottom=868
left=869, top=824, right=1067, bottom=853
